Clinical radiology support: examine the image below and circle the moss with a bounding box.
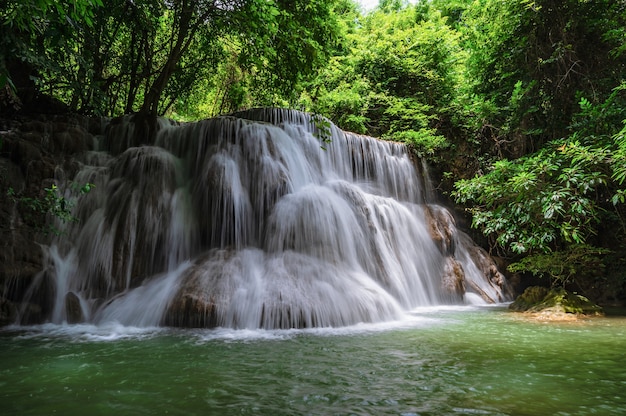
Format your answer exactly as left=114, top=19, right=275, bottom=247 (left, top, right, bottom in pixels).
left=509, top=286, right=603, bottom=315
left=508, top=286, right=549, bottom=311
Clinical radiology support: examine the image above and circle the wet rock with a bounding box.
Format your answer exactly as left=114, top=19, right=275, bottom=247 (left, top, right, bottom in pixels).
left=0, top=235, right=43, bottom=285
left=458, top=233, right=512, bottom=302
left=103, top=113, right=161, bottom=155
left=19, top=120, right=48, bottom=133
left=441, top=256, right=465, bottom=300
left=52, top=128, right=88, bottom=154
left=164, top=295, right=220, bottom=328
left=8, top=136, right=43, bottom=170
left=423, top=204, right=456, bottom=255
left=164, top=250, right=235, bottom=328
left=0, top=113, right=104, bottom=325
left=18, top=303, right=44, bottom=325
left=65, top=292, right=84, bottom=324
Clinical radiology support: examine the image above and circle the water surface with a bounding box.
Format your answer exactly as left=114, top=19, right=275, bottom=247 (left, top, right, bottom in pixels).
left=2, top=306, right=625, bottom=415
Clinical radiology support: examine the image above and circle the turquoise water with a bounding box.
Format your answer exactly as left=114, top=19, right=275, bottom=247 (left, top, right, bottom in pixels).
left=1, top=306, right=625, bottom=415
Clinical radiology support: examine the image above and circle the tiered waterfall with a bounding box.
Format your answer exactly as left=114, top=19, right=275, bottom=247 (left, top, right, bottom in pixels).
left=20, top=109, right=510, bottom=328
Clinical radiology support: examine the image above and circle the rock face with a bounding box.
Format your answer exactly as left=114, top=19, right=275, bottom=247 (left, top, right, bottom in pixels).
left=0, top=114, right=105, bottom=323
left=509, top=286, right=604, bottom=316
left=423, top=204, right=510, bottom=303
left=441, top=257, right=466, bottom=301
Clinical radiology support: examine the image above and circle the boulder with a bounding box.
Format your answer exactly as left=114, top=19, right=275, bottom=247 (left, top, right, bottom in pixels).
left=509, top=286, right=604, bottom=316
left=65, top=292, right=84, bottom=324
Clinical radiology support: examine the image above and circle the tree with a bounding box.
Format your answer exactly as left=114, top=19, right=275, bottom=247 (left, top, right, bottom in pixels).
left=0, top=0, right=103, bottom=111
left=453, top=83, right=626, bottom=295
left=2, top=0, right=342, bottom=117
left=302, top=3, right=463, bottom=158
left=446, top=0, right=626, bottom=298
left=460, top=0, right=626, bottom=158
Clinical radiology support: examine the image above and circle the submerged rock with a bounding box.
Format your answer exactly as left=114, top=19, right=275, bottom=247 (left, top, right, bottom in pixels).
left=509, top=286, right=604, bottom=316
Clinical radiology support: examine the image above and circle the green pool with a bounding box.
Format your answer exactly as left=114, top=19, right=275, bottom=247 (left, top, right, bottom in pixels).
left=1, top=306, right=625, bottom=415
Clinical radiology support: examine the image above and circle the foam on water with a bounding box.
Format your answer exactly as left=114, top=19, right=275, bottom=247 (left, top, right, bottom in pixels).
left=5, top=322, right=166, bottom=343
left=3, top=310, right=447, bottom=343
left=189, top=313, right=443, bottom=343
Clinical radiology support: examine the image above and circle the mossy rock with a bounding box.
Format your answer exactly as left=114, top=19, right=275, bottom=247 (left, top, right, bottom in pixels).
left=509, top=286, right=603, bottom=315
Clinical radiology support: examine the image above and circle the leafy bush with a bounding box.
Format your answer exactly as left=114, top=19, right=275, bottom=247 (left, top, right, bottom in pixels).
left=391, top=129, right=448, bottom=158
left=453, top=139, right=611, bottom=254
left=507, top=244, right=611, bottom=288
left=7, top=183, right=93, bottom=235
left=301, top=2, right=462, bottom=159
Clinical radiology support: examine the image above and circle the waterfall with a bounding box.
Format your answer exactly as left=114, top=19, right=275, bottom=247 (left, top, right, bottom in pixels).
left=18, top=109, right=510, bottom=329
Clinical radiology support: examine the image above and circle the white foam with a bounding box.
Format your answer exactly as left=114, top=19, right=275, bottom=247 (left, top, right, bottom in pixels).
left=6, top=322, right=165, bottom=342
left=189, top=313, right=442, bottom=343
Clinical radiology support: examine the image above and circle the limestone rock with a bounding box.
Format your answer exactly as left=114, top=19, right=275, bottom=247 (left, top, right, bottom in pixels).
left=441, top=257, right=465, bottom=300
left=423, top=204, right=456, bottom=255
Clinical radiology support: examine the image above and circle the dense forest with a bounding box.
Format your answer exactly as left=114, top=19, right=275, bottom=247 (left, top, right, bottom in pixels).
left=1, top=0, right=626, bottom=305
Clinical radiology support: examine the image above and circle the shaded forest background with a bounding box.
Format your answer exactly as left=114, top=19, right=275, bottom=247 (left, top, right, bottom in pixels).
left=2, top=0, right=626, bottom=304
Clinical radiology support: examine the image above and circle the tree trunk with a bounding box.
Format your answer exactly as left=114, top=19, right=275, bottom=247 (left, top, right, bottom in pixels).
left=140, top=0, right=196, bottom=115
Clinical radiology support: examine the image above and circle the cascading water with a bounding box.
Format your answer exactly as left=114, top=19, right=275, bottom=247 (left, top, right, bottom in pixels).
left=19, top=109, right=510, bottom=328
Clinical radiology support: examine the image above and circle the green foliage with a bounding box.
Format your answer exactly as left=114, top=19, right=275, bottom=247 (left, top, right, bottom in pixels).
left=311, top=113, right=333, bottom=149
left=301, top=2, right=461, bottom=161
left=613, top=120, right=626, bottom=189
left=0, top=0, right=103, bottom=113
left=453, top=139, right=613, bottom=254
left=453, top=72, right=626, bottom=299
left=1, top=0, right=103, bottom=33
left=7, top=183, right=93, bottom=236
left=459, top=0, right=626, bottom=156
left=508, top=244, right=611, bottom=288
left=1, top=0, right=341, bottom=117
left=392, top=129, right=448, bottom=158
left=451, top=51, right=626, bottom=299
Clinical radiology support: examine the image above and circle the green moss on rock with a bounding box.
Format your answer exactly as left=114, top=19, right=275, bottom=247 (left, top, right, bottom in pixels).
left=509, top=286, right=603, bottom=315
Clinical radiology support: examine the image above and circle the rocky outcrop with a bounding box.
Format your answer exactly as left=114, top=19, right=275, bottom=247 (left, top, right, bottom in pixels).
left=423, top=204, right=456, bottom=256
left=0, top=114, right=105, bottom=322
left=0, top=299, right=17, bottom=326
left=509, top=286, right=604, bottom=317
left=423, top=204, right=511, bottom=303
left=441, top=257, right=465, bottom=300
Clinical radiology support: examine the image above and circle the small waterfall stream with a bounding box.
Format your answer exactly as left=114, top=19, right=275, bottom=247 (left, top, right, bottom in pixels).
left=22, top=109, right=510, bottom=328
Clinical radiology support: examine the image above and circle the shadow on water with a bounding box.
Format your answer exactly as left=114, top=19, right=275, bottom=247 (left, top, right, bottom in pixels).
left=603, top=306, right=626, bottom=317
